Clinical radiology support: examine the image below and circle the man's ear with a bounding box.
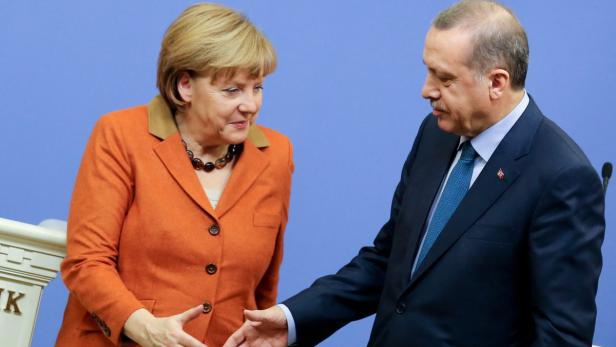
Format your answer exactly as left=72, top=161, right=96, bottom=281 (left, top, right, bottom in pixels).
left=177, top=72, right=193, bottom=103
left=488, top=68, right=510, bottom=100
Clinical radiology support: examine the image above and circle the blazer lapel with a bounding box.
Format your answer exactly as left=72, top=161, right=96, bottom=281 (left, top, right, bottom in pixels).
left=152, top=134, right=270, bottom=219
left=215, top=139, right=269, bottom=218
left=408, top=98, right=544, bottom=287
left=147, top=96, right=216, bottom=216
left=153, top=133, right=216, bottom=216
left=146, top=95, right=271, bottom=219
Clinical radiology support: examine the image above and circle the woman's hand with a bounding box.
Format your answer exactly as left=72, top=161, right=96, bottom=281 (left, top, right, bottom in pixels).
left=123, top=305, right=207, bottom=347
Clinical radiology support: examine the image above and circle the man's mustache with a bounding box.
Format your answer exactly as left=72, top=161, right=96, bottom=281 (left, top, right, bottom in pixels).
left=431, top=100, right=447, bottom=113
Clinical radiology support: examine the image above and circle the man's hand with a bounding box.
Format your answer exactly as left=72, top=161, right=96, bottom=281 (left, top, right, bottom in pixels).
left=223, top=306, right=288, bottom=347
left=123, top=305, right=207, bottom=347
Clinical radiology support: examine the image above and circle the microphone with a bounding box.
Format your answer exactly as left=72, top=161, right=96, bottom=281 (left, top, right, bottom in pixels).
left=602, top=162, right=612, bottom=195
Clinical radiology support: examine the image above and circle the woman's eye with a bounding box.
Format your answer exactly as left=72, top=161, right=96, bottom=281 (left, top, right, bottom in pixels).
left=255, top=85, right=264, bottom=92
left=223, top=87, right=240, bottom=94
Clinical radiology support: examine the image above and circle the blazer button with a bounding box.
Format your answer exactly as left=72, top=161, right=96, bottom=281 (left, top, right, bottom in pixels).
left=395, top=302, right=406, bottom=314
left=205, top=263, right=217, bottom=275
left=208, top=224, right=220, bottom=236
left=202, top=301, right=213, bottom=314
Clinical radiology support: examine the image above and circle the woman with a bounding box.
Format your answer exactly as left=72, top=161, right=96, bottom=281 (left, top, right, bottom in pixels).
left=56, top=4, right=293, bottom=347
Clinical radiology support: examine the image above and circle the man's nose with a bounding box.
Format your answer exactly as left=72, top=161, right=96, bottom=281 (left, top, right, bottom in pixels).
left=421, top=75, right=439, bottom=100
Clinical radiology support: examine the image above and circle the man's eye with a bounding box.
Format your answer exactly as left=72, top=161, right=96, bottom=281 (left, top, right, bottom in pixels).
left=440, top=78, right=453, bottom=87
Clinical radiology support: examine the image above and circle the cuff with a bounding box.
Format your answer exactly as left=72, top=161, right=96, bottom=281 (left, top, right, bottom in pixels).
left=277, top=304, right=297, bottom=346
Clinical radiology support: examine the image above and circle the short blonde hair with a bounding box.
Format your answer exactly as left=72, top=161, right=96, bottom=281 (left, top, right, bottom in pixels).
left=157, top=3, right=277, bottom=110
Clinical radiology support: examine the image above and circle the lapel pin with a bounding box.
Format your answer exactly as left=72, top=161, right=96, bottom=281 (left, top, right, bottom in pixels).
left=497, top=168, right=505, bottom=181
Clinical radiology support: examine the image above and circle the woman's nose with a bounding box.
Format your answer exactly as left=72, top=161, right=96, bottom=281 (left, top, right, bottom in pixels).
left=238, top=91, right=258, bottom=113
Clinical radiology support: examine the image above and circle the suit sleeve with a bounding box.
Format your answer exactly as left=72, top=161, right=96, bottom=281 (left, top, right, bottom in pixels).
left=528, top=164, right=605, bottom=346
left=61, top=116, right=144, bottom=344
left=255, top=138, right=294, bottom=308
left=283, top=117, right=429, bottom=347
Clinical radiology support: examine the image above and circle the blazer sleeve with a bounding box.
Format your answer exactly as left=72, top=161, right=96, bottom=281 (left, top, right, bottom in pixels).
left=282, top=116, right=429, bottom=347
left=61, top=116, right=144, bottom=345
left=255, top=138, right=295, bottom=308
left=528, top=164, right=605, bottom=346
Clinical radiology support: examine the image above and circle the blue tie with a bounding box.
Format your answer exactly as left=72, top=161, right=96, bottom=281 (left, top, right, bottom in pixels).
left=414, top=141, right=478, bottom=270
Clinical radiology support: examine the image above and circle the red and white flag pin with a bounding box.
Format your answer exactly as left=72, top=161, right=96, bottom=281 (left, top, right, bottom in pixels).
left=497, top=168, right=505, bottom=181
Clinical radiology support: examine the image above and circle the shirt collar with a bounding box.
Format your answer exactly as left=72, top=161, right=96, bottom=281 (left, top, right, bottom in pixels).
left=460, top=91, right=529, bottom=162
left=147, top=95, right=270, bottom=148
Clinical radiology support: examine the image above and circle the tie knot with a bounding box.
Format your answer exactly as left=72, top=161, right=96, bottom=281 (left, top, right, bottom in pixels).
left=460, top=141, right=477, bottom=162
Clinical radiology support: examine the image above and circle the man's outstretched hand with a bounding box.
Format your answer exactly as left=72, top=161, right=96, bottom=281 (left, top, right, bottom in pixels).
left=223, top=306, right=289, bottom=347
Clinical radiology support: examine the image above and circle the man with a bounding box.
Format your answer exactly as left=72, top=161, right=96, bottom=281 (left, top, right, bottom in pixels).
left=225, top=1, right=605, bottom=346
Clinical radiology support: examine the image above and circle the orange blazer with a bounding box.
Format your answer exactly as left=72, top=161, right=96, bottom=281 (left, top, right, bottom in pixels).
left=56, top=96, right=294, bottom=346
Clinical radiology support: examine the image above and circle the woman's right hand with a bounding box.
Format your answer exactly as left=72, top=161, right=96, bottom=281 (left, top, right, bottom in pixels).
left=123, top=305, right=207, bottom=347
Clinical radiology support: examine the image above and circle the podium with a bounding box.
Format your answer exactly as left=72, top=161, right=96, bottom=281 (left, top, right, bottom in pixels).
left=0, top=217, right=66, bottom=347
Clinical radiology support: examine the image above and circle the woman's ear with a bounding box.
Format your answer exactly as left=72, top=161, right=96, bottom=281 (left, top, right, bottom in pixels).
left=177, top=72, right=193, bottom=103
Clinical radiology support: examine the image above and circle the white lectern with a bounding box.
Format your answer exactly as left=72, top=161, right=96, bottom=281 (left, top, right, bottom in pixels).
left=0, top=217, right=66, bottom=347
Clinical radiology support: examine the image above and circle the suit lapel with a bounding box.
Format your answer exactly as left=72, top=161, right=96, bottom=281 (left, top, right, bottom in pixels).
left=153, top=133, right=216, bottom=216
left=215, top=139, right=269, bottom=218
left=408, top=98, right=544, bottom=287
left=399, top=131, right=459, bottom=282
left=408, top=146, right=522, bottom=285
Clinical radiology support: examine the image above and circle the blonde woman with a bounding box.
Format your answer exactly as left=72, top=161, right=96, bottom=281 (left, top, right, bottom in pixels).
left=56, top=4, right=293, bottom=347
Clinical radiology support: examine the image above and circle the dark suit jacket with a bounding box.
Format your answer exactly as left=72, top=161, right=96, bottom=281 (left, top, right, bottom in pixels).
left=284, top=97, right=605, bottom=347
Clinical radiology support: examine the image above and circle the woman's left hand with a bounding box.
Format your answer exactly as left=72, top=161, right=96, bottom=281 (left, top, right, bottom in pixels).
left=123, top=305, right=207, bottom=347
